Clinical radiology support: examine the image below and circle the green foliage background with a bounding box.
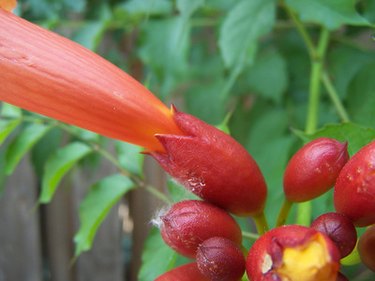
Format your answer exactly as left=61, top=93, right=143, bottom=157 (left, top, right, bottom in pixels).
left=1, top=0, right=375, bottom=280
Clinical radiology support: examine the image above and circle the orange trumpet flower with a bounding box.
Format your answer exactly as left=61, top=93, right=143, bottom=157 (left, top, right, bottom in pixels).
left=0, top=7, right=268, bottom=216
left=0, top=8, right=183, bottom=152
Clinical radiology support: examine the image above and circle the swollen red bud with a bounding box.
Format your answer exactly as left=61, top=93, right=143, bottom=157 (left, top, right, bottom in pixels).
left=334, top=140, right=375, bottom=227
left=155, top=262, right=210, bottom=281
left=311, top=212, right=357, bottom=258
left=283, top=138, right=349, bottom=202
left=196, top=237, right=246, bottom=281
left=151, top=110, right=267, bottom=216
left=358, top=225, right=375, bottom=272
left=246, top=225, right=340, bottom=281
left=159, top=200, right=242, bottom=258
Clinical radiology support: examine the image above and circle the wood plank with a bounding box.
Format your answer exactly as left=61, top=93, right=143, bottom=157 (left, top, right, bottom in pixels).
left=0, top=156, right=42, bottom=281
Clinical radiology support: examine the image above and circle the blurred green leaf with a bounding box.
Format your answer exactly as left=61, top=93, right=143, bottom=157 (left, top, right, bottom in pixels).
left=167, top=178, right=199, bottom=202
left=72, top=21, right=107, bottom=51
left=117, top=0, right=172, bottom=17
left=74, top=174, right=135, bottom=256
left=139, top=16, right=190, bottom=97
left=185, top=82, right=226, bottom=124
left=5, top=123, right=51, bottom=175
left=0, top=120, right=20, bottom=146
left=328, top=46, right=375, bottom=99
left=138, top=227, right=190, bottom=281
left=292, top=122, right=375, bottom=155
left=246, top=109, right=295, bottom=226
left=362, top=0, right=375, bottom=23
left=346, top=63, right=375, bottom=128
left=39, top=142, right=92, bottom=203
left=177, top=0, right=204, bottom=16
left=31, top=128, right=63, bottom=178
left=1, top=103, right=22, bottom=118
left=286, top=0, right=370, bottom=30
left=244, top=51, right=288, bottom=103
left=115, top=141, right=144, bottom=176
left=219, top=0, right=276, bottom=70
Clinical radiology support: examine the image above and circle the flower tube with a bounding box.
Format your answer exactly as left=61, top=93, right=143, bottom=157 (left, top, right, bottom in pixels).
left=0, top=8, right=183, bottom=152
left=0, top=7, right=267, bottom=216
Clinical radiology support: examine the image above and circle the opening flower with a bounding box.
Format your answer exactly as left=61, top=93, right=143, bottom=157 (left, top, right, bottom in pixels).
left=246, top=225, right=340, bottom=281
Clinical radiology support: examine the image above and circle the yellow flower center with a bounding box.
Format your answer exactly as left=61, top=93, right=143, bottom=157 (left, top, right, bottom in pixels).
left=276, top=233, right=337, bottom=281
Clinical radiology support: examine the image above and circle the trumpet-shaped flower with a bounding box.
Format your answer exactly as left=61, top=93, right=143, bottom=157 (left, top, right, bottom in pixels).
left=0, top=8, right=182, bottom=152
left=0, top=8, right=267, bottom=215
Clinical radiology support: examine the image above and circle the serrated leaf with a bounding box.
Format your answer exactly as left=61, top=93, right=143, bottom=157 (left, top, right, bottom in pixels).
left=219, top=0, right=276, bottom=69
left=292, top=123, right=375, bottom=155
left=286, top=0, right=370, bottom=30
left=74, top=174, right=135, bottom=256
left=39, top=142, right=92, bottom=203
left=0, top=119, right=21, bottom=146
left=115, top=141, right=144, bottom=176
left=138, top=228, right=189, bottom=281
left=5, top=123, right=51, bottom=175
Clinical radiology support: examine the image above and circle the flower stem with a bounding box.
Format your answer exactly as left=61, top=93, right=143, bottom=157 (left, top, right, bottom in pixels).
left=321, top=71, right=350, bottom=122
left=253, top=212, right=269, bottom=235
left=283, top=4, right=316, bottom=59
left=57, top=123, right=172, bottom=204
left=242, top=231, right=260, bottom=241
left=276, top=199, right=293, bottom=227
left=285, top=5, right=331, bottom=226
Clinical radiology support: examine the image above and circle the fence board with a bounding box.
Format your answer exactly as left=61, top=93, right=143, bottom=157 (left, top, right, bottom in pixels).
left=0, top=157, right=42, bottom=281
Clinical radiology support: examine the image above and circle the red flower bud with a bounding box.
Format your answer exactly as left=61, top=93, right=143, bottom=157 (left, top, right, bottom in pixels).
left=155, top=262, right=209, bottom=281
left=159, top=200, right=242, bottom=258
left=311, top=212, right=357, bottom=258
left=283, top=138, right=349, bottom=202
left=358, top=225, right=375, bottom=272
left=196, top=237, right=246, bottom=281
left=334, top=140, right=375, bottom=227
left=151, top=110, right=267, bottom=216
left=246, top=225, right=340, bottom=281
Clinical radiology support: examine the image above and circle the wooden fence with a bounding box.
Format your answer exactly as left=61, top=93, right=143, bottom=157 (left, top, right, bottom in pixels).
left=0, top=154, right=165, bottom=281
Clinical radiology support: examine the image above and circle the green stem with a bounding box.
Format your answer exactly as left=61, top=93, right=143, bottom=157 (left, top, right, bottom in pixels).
left=276, top=199, right=293, bottom=227
left=305, top=28, right=330, bottom=134
left=57, top=123, right=172, bottom=204
left=296, top=202, right=312, bottom=226
left=321, top=71, right=350, bottom=122
left=289, top=21, right=330, bottom=225
left=283, top=4, right=316, bottom=59
left=253, top=212, right=269, bottom=235
left=242, top=231, right=260, bottom=241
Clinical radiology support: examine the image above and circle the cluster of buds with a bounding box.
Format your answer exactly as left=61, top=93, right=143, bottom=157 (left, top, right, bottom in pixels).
left=1, top=3, right=374, bottom=280
left=157, top=138, right=374, bottom=280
